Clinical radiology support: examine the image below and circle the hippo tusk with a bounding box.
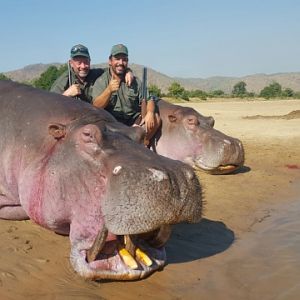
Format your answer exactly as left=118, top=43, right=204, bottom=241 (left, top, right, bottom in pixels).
left=135, top=248, right=153, bottom=267
left=86, top=226, right=108, bottom=263
left=148, top=225, right=172, bottom=248
left=124, top=235, right=153, bottom=267
left=124, top=234, right=137, bottom=256
left=118, top=248, right=138, bottom=270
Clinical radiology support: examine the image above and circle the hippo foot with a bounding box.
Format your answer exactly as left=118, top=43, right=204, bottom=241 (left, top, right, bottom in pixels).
left=70, top=233, right=167, bottom=281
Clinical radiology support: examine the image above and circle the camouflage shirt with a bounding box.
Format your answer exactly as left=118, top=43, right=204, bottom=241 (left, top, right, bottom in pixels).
left=50, top=68, right=106, bottom=103
left=92, top=69, right=145, bottom=126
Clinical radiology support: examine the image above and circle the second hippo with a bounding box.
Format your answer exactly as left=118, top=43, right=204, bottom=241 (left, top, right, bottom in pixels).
left=153, top=100, right=245, bottom=174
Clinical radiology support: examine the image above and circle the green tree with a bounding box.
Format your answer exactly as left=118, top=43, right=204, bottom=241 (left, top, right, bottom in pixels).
left=293, top=91, right=300, bottom=99
left=189, top=89, right=208, bottom=100
left=232, top=81, right=247, bottom=97
left=148, top=84, right=162, bottom=97
left=180, top=90, right=190, bottom=101
left=168, top=81, right=187, bottom=99
left=210, top=90, right=225, bottom=97
left=281, top=88, right=294, bottom=97
left=168, top=82, right=190, bottom=100
left=0, top=73, right=10, bottom=80
left=259, top=82, right=282, bottom=99
left=33, top=64, right=67, bottom=91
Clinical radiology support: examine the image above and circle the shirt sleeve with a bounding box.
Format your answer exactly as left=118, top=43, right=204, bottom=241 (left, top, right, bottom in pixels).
left=91, top=71, right=110, bottom=102
left=50, top=72, right=68, bottom=94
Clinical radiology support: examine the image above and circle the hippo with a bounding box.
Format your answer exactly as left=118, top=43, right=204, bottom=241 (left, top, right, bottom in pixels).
left=0, top=81, right=202, bottom=281
left=152, top=100, right=245, bottom=174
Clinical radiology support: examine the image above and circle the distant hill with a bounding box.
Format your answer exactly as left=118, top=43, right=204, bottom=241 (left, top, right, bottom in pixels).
left=4, top=63, right=300, bottom=93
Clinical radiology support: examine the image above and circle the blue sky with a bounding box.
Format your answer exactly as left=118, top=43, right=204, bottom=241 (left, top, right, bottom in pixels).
left=1, top=0, right=300, bottom=78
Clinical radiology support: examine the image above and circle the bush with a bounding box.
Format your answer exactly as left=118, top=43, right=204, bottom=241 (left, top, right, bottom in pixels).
left=0, top=73, right=10, bottom=80
left=33, top=64, right=67, bottom=91
left=259, top=82, right=282, bottom=99
left=232, top=81, right=247, bottom=97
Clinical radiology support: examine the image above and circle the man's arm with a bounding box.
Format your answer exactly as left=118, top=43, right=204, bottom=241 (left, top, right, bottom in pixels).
left=50, top=73, right=68, bottom=94
left=143, top=99, right=155, bottom=131
left=93, top=74, right=120, bottom=108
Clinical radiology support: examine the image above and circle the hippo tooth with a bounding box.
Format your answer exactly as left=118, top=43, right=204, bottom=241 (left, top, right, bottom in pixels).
left=112, top=165, right=122, bottom=175
left=148, top=168, right=168, bottom=181
left=118, top=248, right=138, bottom=270
left=86, top=226, right=108, bottom=263
left=124, top=235, right=137, bottom=256
left=135, top=248, right=153, bottom=267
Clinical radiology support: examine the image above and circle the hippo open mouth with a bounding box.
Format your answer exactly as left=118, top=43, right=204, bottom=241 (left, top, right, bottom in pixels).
left=196, top=163, right=241, bottom=175
left=70, top=225, right=172, bottom=281
left=185, top=155, right=241, bottom=175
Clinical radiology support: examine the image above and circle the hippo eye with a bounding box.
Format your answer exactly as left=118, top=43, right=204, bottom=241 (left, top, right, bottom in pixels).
left=187, top=117, right=199, bottom=126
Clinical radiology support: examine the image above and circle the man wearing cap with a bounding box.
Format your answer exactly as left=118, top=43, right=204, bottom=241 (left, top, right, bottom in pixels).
left=50, top=44, right=133, bottom=103
left=92, top=44, right=161, bottom=145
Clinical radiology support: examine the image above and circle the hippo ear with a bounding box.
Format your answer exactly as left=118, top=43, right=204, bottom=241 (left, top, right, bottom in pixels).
left=77, top=124, right=102, bottom=156
left=168, top=114, right=177, bottom=123
left=48, top=123, right=66, bottom=139
left=206, top=116, right=215, bottom=127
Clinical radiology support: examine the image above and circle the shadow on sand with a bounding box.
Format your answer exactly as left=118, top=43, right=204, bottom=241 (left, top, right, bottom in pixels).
left=166, top=218, right=234, bottom=264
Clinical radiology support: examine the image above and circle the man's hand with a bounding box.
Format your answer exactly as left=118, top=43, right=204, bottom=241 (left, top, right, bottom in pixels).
left=63, top=84, right=81, bottom=97
left=109, top=75, right=120, bottom=93
left=125, top=70, right=134, bottom=86
left=143, top=111, right=155, bottom=133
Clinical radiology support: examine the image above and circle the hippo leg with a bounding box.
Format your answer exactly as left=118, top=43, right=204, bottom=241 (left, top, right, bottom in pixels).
left=0, top=195, right=29, bottom=220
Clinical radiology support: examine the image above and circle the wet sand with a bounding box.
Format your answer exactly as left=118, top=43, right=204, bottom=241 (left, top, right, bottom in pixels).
left=0, top=99, right=300, bottom=299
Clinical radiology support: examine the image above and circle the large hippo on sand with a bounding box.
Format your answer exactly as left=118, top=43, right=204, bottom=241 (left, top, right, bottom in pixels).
left=153, top=100, right=245, bottom=174
left=0, top=81, right=202, bottom=281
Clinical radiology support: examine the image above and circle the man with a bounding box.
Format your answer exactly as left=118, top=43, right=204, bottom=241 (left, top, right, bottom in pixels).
left=92, top=44, right=161, bottom=144
left=51, top=44, right=133, bottom=103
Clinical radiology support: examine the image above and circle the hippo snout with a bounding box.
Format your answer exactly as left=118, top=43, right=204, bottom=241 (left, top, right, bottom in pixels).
left=195, top=129, right=245, bottom=174
left=103, top=161, right=202, bottom=235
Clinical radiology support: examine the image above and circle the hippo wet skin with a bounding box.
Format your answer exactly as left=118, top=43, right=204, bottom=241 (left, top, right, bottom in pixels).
left=154, top=100, right=245, bottom=174
left=0, top=81, right=202, bottom=281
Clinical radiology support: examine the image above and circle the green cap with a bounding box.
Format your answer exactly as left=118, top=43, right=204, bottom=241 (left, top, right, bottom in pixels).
left=70, top=44, right=90, bottom=59
left=110, top=44, right=128, bottom=56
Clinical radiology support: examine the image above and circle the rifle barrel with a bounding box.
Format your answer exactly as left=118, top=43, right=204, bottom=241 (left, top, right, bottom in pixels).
left=142, top=67, right=147, bottom=100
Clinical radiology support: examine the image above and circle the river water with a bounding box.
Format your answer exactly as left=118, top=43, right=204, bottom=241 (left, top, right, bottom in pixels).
left=192, top=197, right=300, bottom=300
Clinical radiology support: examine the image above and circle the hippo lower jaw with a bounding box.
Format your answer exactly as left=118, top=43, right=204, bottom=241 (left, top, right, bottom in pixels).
left=187, top=156, right=242, bottom=175
left=196, top=163, right=242, bottom=175
left=70, top=226, right=172, bottom=281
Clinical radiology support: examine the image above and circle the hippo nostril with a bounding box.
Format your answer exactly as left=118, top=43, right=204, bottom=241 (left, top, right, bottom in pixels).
left=113, top=166, right=122, bottom=175
left=148, top=168, right=168, bottom=181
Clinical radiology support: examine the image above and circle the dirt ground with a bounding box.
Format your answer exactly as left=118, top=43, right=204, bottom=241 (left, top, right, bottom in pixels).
left=0, top=99, right=299, bottom=299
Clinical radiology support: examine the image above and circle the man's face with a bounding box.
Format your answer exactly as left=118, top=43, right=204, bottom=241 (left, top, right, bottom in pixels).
left=70, top=56, right=90, bottom=79
left=109, top=54, right=128, bottom=76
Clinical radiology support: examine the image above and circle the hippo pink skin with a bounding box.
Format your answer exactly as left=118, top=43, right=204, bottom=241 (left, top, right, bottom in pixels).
left=0, top=81, right=202, bottom=281
left=153, top=100, right=245, bottom=174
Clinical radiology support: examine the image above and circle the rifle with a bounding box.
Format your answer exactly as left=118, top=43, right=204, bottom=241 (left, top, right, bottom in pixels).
left=67, top=61, right=72, bottom=87
left=140, top=67, right=147, bottom=119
